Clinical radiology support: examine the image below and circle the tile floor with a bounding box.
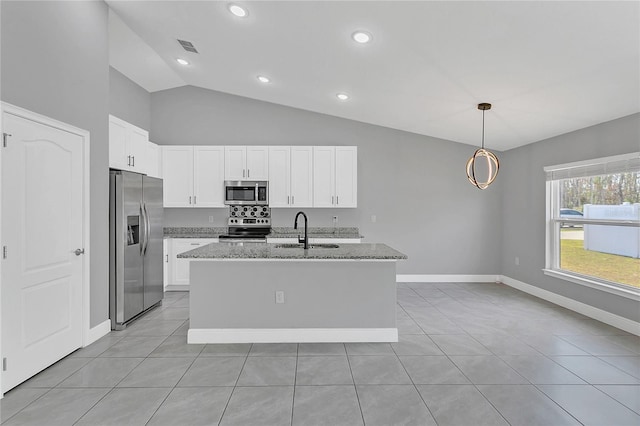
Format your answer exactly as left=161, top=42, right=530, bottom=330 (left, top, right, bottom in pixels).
left=1, top=282, right=639, bottom=425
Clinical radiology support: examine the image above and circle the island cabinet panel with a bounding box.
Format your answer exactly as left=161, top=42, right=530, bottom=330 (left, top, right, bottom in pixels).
left=162, top=146, right=225, bottom=207
left=268, top=146, right=313, bottom=208
left=224, top=146, right=269, bottom=180
left=189, top=260, right=398, bottom=343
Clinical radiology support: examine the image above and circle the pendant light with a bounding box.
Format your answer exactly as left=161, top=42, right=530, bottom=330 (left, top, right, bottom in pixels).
left=466, top=103, right=499, bottom=189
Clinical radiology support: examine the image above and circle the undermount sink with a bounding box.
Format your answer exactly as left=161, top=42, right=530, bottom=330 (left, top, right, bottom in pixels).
left=275, top=243, right=340, bottom=249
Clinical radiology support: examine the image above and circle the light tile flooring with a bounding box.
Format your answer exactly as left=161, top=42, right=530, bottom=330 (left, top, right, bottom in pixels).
left=2, top=282, right=639, bottom=425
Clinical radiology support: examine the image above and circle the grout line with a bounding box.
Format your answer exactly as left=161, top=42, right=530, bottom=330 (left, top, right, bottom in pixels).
left=345, top=348, right=366, bottom=425
left=290, top=343, right=299, bottom=425
left=217, top=343, right=253, bottom=424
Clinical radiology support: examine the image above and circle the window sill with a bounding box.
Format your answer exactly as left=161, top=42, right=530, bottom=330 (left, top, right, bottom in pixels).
left=543, top=269, right=640, bottom=301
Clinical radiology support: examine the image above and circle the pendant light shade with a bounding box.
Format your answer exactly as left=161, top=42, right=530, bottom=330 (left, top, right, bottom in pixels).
left=466, top=103, right=499, bottom=190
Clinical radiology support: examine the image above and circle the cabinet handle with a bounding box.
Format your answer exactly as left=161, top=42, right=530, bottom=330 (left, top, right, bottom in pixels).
left=193, top=196, right=197, bottom=204
left=292, top=195, right=294, bottom=204
left=247, top=169, right=250, bottom=178
left=336, top=196, right=339, bottom=205
left=243, top=169, right=245, bottom=178
left=332, top=196, right=334, bottom=205
left=287, top=195, right=290, bottom=205
left=127, top=155, right=131, bottom=166
left=189, top=196, right=192, bottom=204
left=165, top=254, right=168, bottom=262
left=132, top=156, right=135, bottom=167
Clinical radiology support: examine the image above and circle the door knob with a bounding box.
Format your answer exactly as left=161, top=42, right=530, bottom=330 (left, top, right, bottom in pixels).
left=74, top=248, right=85, bottom=256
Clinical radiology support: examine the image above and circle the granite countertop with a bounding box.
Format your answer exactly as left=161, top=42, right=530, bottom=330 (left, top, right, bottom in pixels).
left=164, top=227, right=363, bottom=239
left=177, top=242, right=407, bottom=260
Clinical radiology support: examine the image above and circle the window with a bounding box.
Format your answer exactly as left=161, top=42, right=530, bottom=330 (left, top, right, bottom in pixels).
left=544, top=152, right=640, bottom=298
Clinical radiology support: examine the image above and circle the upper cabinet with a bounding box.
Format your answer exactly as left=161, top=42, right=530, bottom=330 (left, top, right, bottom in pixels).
left=146, top=141, right=162, bottom=178
left=268, top=146, right=313, bottom=208
left=162, top=146, right=225, bottom=208
left=159, top=144, right=356, bottom=209
left=313, top=146, right=357, bottom=208
left=108, top=115, right=150, bottom=173
left=224, top=146, right=269, bottom=180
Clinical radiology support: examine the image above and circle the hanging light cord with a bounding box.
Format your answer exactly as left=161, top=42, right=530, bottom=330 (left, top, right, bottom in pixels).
left=481, top=109, right=485, bottom=150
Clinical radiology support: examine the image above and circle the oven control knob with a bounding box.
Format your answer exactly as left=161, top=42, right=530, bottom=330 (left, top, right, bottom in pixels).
left=240, top=212, right=245, bottom=216
left=250, top=211, right=255, bottom=216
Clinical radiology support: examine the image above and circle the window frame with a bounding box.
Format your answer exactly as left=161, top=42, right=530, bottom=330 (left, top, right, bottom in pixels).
left=544, top=153, right=640, bottom=301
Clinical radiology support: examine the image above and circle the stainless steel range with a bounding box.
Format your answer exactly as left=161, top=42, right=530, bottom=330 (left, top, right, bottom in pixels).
left=218, top=206, right=271, bottom=241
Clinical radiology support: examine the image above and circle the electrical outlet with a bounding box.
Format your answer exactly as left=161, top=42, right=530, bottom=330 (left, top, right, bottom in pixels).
left=371, top=215, right=377, bottom=223
left=209, top=216, right=214, bottom=223
left=515, top=257, right=520, bottom=266
left=275, top=291, right=285, bottom=304
left=332, top=216, right=338, bottom=225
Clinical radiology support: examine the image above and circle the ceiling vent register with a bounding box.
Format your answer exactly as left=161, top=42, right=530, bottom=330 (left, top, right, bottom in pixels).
left=177, top=39, right=198, bottom=54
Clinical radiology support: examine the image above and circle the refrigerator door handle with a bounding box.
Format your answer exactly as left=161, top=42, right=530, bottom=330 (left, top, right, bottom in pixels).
left=139, top=203, right=145, bottom=255
left=142, top=203, right=150, bottom=255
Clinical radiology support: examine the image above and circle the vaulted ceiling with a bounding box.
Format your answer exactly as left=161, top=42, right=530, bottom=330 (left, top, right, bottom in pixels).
left=107, top=1, right=640, bottom=151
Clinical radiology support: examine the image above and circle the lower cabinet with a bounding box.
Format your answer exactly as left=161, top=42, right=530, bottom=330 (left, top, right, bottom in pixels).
left=165, top=238, right=217, bottom=290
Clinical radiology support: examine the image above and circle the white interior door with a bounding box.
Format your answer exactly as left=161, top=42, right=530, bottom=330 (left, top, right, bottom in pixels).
left=1, top=113, right=84, bottom=393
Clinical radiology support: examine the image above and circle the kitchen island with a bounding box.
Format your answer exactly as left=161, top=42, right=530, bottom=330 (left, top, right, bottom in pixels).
left=179, top=242, right=407, bottom=344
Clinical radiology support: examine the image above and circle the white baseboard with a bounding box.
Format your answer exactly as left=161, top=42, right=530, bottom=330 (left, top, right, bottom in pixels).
left=396, top=274, right=500, bottom=283
left=84, top=319, right=111, bottom=346
left=500, top=275, right=640, bottom=337
left=188, top=328, right=398, bottom=344
left=165, top=285, right=189, bottom=292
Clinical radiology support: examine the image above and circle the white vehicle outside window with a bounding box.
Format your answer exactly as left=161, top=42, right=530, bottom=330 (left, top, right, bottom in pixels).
left=544, top=152, right=640, bottom=299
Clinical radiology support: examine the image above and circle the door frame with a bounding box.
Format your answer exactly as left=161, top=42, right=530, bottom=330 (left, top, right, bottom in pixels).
left=0, top=102, right=91, bottom=397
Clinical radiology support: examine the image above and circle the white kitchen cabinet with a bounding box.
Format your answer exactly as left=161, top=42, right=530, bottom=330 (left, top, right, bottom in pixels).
left=334, top=146, right=358, bottom=207
left=268, top=146, right=290, bottom=207
left=194, top=146, right=225, bottom=207
left=268, top=146, right=313, bottom=208
left=146, top=141, right=162, bottom=178
left=162, top=146, right=194, bottom=207
left=313, top=146, right=357, bottom=208
left=108, top=115, right=149, bottom=173
left=161, top=146, right=225, bottom=208
left=166, top=238, right=217, bottom=290
left=224, top=146, right=269, bottom=180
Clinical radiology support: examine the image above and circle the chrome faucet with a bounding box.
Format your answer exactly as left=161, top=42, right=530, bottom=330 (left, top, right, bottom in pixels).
left=294, top=211, right=309, bottom=249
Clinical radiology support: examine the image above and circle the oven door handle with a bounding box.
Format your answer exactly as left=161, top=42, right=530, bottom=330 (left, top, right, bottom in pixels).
left=255, top=183, right=259, bottom=203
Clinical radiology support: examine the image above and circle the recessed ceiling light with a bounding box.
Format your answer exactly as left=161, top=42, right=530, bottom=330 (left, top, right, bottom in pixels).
left=176, top=58, right=189, bottom=65
left=351, top=31, right=372, bottom=44
left=336, top=93, right=350, bottom=101
left=228, top=3, right=248, bottom=17
left=257, top=75, right=270, bottom=83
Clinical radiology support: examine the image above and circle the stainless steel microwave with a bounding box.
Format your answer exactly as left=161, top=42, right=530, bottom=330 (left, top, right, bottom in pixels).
left=224, top=180, right=269, bottom=205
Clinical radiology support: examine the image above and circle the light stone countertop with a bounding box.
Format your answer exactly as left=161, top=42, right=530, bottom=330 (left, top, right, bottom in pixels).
left=164, top=226, right=362, bottom=239
left=177, top=241, right=407, bottom=260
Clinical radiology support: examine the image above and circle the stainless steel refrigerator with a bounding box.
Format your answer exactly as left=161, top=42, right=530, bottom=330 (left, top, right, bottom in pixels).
left=109, top=170, right=164, bottom=330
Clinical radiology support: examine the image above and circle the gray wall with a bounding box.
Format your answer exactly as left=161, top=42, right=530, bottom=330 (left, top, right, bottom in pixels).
left=1, top=1, right=110, bottom=327
left=500, top=113, right=640, bottom=322
left=151, top=86, right=504, bottom=274
left=109, top=66, right=151, bottom=131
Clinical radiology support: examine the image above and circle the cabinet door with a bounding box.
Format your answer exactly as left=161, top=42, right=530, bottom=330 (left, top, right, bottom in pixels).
left=128, top=126, right=148, bottom=173
left=169, top=239, right=216, bottom=288
left=162, top=146, right=194, bottom=207
left=313, top=146, right=335, bottom=207
left=335, top=146, right=357, bottom=207
left=163, top=239, right=169, bottom=289
left=224, top=146, right=246, bottom=180
left=194, top=146, right=225, bottom=207
left=146, top=141, right=161, bottom=178
left=268, top=146, right=291, bottom=207
left=246, top=146, right=269, bottom=180
left=108, top=116, right=129, bottom=170
left=290, top=146, right=313, bottom=207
